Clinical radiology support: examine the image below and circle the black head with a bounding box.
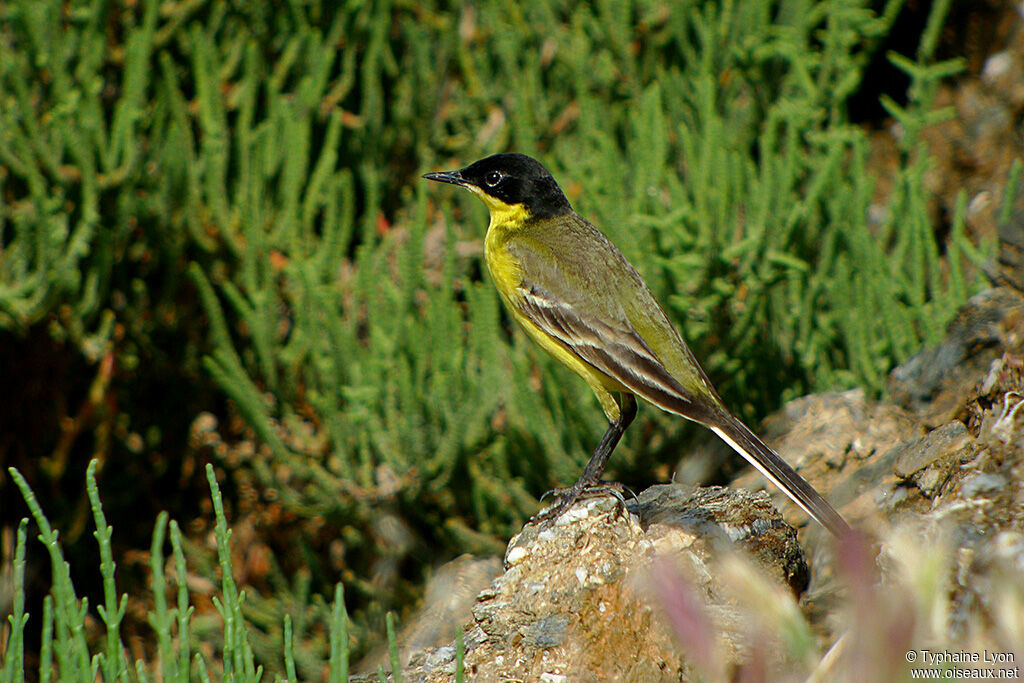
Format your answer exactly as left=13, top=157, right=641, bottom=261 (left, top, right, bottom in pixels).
left=423, top=153, right=572, bottom=219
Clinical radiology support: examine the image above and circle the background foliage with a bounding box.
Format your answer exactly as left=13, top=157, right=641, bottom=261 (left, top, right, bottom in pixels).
left=0, top=0, right=1002, bottom=676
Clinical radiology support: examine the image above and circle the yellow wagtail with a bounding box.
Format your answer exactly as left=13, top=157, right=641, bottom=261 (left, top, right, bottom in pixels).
left=425, top=153, right=850, bottom=537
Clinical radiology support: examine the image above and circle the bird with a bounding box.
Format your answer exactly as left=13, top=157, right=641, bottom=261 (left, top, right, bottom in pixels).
left=424, top=153, right=850, bottom=537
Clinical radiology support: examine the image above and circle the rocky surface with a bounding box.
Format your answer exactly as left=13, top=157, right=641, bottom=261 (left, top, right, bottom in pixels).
left=356, top=554, right=503, bottom=675
left=888, top=287, right=1024, bottom=426
left=371, top=487, right=813, bottom=682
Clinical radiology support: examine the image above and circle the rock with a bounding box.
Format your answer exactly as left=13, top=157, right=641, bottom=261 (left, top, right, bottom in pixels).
left=629, top=485, right=809, bottom=594
left=390, top=487, right=812, bottom=681
left=893, top=422, right=972, bottom=479
left=891, top=422, right=976, bottom=499
left=887, top=288, right=1024, bottom=426
left=732, top=388, right=922, bottom=536
left=356, top=554, right=502, bottom=675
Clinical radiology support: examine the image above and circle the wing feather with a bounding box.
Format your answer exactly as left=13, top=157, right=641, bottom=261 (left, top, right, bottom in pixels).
left=517, top=281, right=710, bottom=421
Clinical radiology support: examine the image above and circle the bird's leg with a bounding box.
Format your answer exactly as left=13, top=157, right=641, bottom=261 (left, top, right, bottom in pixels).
left=533, top=394, right=637, bottom=524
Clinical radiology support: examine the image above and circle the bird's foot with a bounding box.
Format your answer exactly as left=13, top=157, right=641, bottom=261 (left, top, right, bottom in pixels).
left=531, top=482, right=636, bottom=527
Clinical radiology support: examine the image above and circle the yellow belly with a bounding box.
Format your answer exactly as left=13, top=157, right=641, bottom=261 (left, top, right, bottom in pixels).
left=484, top=221, right=625, bottom=422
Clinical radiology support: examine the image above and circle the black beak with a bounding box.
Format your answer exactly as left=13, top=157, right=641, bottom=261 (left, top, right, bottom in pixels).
left=422, top=170, right=467, bottom=186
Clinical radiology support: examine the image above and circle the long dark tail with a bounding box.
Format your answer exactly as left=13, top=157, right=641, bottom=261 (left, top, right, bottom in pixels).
left=708, top=412, right=851, bottom=537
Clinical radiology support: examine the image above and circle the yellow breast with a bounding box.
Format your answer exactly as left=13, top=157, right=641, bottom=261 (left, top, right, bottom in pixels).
left=480, top=205, right=627, bottom=421
left=478, top=190, right=530, bottom=301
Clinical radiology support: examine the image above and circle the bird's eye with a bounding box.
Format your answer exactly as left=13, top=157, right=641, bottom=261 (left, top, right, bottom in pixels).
left=484, top=171, right=502, bottom=187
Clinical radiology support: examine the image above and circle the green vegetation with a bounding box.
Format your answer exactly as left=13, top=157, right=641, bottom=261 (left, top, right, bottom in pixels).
left=0, top=0, right=1008, bottom=677
left=4, top=461, right=364, bottom=681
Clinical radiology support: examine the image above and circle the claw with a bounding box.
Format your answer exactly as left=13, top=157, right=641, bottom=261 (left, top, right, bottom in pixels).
left=531, top=482, right=634, bottom=527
